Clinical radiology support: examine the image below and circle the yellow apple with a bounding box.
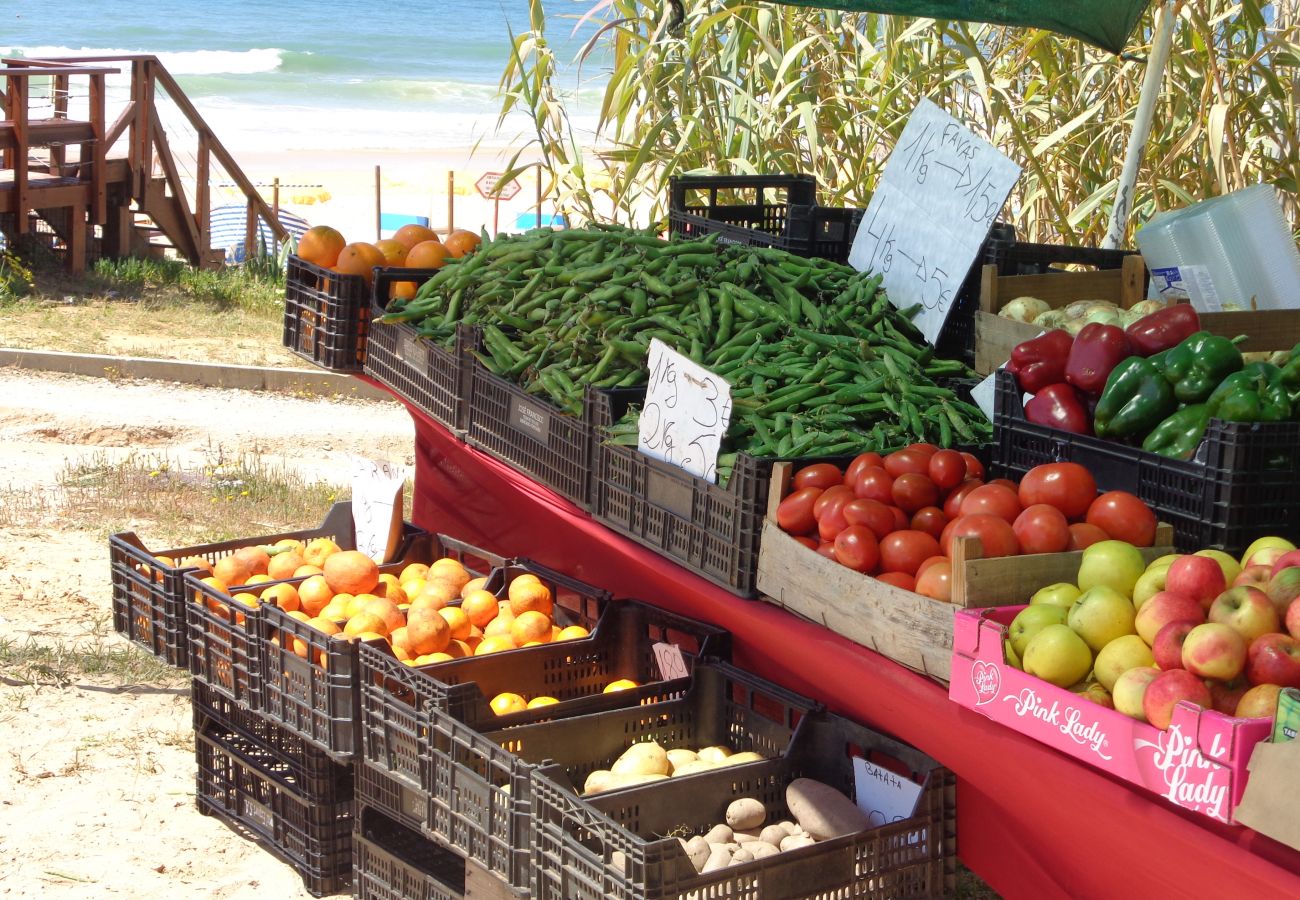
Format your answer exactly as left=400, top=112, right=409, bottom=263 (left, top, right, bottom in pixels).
left=1093, top=634, right=1157, bottom=691
left=1023, top=624, right=1093, bottom=688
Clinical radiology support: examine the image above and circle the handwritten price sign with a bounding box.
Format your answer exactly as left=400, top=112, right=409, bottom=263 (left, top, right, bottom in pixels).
left=350, top=455, right=407, bottom=563
left=849, top=98, right=1022, bottom=346
left=637, top=339, right=733, bottom=483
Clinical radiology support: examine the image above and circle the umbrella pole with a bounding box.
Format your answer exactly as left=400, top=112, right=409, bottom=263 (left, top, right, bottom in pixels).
left=1102, top=0, right=1181, bottom=249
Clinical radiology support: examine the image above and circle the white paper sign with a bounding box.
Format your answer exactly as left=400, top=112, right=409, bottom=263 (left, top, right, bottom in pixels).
left=971, top=370, right=998, bottom=423
left=350, top=455, right=407, bottom=563
left=1149, top=265, right=1224, bottom=312
left=849, top=98, right=1022, bottom=345
left=652, top=642, right=689, bottom=681
left=638, top=339, right=733, bottom=483
left=852, top=757, right=924, bottom=827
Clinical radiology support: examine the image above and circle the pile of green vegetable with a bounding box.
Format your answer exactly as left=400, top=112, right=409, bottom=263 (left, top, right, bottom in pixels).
left=380, top=226, right=990, bottom=468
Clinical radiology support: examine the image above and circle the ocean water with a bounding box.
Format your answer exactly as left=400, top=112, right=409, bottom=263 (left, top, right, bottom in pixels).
left=2, top=0, right=608, bottom=151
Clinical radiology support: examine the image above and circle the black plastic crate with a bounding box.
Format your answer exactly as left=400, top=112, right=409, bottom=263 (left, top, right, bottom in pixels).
left=358, top=760, right=432, bottom=833
left=421, top=661, right=816, bottom=894
left=185, top=577, right=265, bottom=708
left=109, top=502, right=406, bottom=669
left=259, top=535, right=507, bottom=760
left=360, top=597, right=728, bottom=795
left=283, top=254, right=371, bottom=372
left=992, top=370, right=1300, bottom=553
left=359, top=557, right=614, bottom=790
left=354, top=803, right=466, bottom=900
left=530, top=709, right=956, bottom=900
left=194, top=697, right=354, bottom=897
left=364, top=271, right=478, bottom=433
left=668, top=174, right=864, bottom=264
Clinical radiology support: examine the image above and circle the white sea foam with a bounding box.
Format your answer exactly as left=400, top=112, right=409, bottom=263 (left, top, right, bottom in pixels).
left=2, top=45, right=288, bottom=76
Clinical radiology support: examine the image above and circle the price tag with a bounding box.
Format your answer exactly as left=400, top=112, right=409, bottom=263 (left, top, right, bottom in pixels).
left=652, top=642, right=689, bottom=681
left=637, top=339, right=733, bottom=483
left=852, top=757, right=924, bottom=827
left=350, top=455, right=407, bottom=563
left=1149, top=265, right=1224, bottom=312
left=849, top=98, right=1021, bottom=346
left=970, top=370, right=998, bottom=423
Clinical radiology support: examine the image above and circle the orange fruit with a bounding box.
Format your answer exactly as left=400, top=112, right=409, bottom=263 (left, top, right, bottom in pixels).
left=334, top=242, right=386, bottom=283
left=604, top=679, right=638, bottom=693
left=309, top=617, right=341, bottom=636
left=194, top=574, right=228, bottom=606
left=231, top=592, right=260, bottom=610
left=212, top=555, right=256, bottom=589
left=303, top=538, right=341, bottom=567
left=374, top=574, right=408, bottom=604
left=344, top=610, right=389, bottom=638
left=297, top=575, right=335, bottom=617
left=373, top=238, right=409, bottom=267
left=489, top=692, right=527, bottom=715
left=389, top=626, right=416, bottom=660
left=445, top=640, right=472, bottom=659
left=323, top=550, right=380, bottom=595
left=362, top=596, right=405, bottom=634
left=319, top=598, right=350, bottom=623
left=416, top=579, right=461, bottom=608
left=389, top=279, right=419, bottom=301
left=233, top=545, right=271, bottom=577
left=527, top=696, right=559, bottom=709
left=429, top=558, right=471, bottom=592
left=262, top=582, right=301, bottom=613
left=345, top=593, right=376, bottom=618
left=461, top=576, right=488, bottom=599
left=508, top=575, right=553, bottom=618
left=437, top=606, right=472, bottom=641
left=298, top=225, right=347, bottom=268
left=484, top=610, right=516, bottom=638
left=392, top=223, right=441, bottom=251
left=274, top=538, right=304, bottom=552
left=267, top=550, right=305, bottom=581
left=406, top=609, right=451, bottom=655
left=405, top=239, right=450, bottom=270
left=475, top=634, right=516, bottom=655
left=557, top=625, right=589, bottom=641
left=443, top=229, right=481, bottom=258
left=461, top=589, right=500, bottom=628
left=510, top=610, right=553, bottom=646
left=179, top=556, right=214, bottom=576
left=400, top=563, right=431, bottom=583
left=244, top=573, right=274, bottom=586
left=294, top=564, right=324, bottom=578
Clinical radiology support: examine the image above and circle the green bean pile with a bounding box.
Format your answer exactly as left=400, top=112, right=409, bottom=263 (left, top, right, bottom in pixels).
left=380, top=226, right=990, bottom=462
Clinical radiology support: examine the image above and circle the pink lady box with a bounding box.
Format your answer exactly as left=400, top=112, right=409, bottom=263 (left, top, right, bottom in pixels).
left=949, top=605, right=1272, bottom=823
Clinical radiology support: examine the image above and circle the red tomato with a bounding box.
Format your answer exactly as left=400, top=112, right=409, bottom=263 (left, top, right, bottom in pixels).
left=910, top=506, right=948, bottom=539
left=817, top=498, right=850, bottom=543
left=891, top=473, right=939, bottom=514
left=793, top=463, right=843, bottom=491
left=1086, top=491, right=1158, bottom=547
left=1012, top=504, right=1071, bottom=555
left=876, top=572, right=916, bottom=591
left=1067, top=522, right=1110, bottom=551
left=792, top=535, right=818, bottom=550
left=905, top=443, right=939, bottom=459
left=960, top=484, right=1022, bottom=524
left=843, top=499, right=897, bottom=540
left=853, top=467, right=895, bottom=504
left=915, top=558, right=953, bottom=601
left=776, top=487, right=822, bottom=535
left=946, top=513, right=1021, bottom=558
left=883, top=449, right=931, bottom=477
left=816, top=542, right=838, bottom=561
left=844, top=452, right=885, bottom=488
left=943, top=479, right=983, bottom=519
left=927, top=449, right=967, bottom=492
left=989, top=478, right=1020, bottom=494
left=879, top=530, right=942, bottom=576
left=813, top=484, right=854, bottom=520
left=960, top=452, right=986, bottom=481
left=833, top=525, right=880, bottom=573
left=916, top=554, right=948, bottom=576
left=890, top=506, right=910, bottom=532
left=1017, top=463, right=1097, bottom=520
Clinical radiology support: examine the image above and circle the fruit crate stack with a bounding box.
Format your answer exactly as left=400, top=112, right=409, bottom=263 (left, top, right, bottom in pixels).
left=283, top=255, right=371, bottom=372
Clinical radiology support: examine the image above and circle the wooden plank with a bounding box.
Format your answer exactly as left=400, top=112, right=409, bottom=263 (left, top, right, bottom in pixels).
left=103, top=100, right=135, bottom=149
left=49, top=74, right=68, bottom=174
left=89, top=74, right=106, bottom=224
left=67, top=202, right=86, bottom=275
left=148, top=116, right=201, bottom=262
left=196, top=134, right=210, bottom=256
left=8, top=73, right=28, bottom=234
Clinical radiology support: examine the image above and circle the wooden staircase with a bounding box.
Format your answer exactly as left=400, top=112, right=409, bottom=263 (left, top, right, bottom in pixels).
left=0, top=55, right=287, bottom=273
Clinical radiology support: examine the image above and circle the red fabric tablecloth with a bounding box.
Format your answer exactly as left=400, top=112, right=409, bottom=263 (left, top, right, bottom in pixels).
left=382, top=384, right=1300, bottom=899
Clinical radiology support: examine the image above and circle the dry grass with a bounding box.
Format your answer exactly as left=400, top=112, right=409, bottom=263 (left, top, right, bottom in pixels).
left=0, top=632, right=186, bottom=689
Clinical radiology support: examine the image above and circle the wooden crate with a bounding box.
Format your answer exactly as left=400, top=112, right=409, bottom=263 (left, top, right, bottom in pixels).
left=756, top=462, right=1173, bottom=682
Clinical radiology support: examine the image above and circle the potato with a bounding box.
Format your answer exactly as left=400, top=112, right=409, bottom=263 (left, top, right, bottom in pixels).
left=703, top=824, right=733, bottom=846
left=584, top=770, right=614, bottom=794
left=759, top=824, right=790, bottom=846
left=780, top=834, right=817, bottom=852
left=747, top=841, right=780, bottom=860
left=700, top=844, right=732, bottom=874
left=720, top=751, right=764, bottom=767
left=731, top=847, right=753, bottom=864
left=666, top=748, right=698, bottom=772
left=611, top=741, right=669, bottom=777
left=670, top=759, right=719, bottom=778
left=586, top=772, right=668, bottom=795
left=609, top=850, right=627, bottom=874
left=726, top=798, right=765, bottom=831
left=685, top=836, right=711, bottom=872
left=777, top=821, right=797, bottom=833
left=786, top=778, right=872, bottom=840
left=732, top=831, right=761, bottom=844
left=696, top=746, right=732, bottom=764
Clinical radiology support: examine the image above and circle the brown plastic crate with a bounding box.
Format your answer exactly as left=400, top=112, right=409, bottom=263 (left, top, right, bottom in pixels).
left=283, top=254, right=370, bottom=371
left=258, top=536, right=509, bottom=760
left=354, top=803, right=466, bottom=900
left=421, top=661, right=816, bottom=894
left=530, top=709, right=957, bottom=900
left=194, top=697, right=355, bottom=897
left=109, top=501, right=410, bottom=669
left=358, top=559, right=616, bottom=790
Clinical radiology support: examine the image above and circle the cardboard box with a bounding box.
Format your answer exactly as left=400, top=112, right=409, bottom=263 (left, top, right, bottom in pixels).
left=949, top=605, right=1272, bottom=823
left=1234, top=734, right=1300, bottom=849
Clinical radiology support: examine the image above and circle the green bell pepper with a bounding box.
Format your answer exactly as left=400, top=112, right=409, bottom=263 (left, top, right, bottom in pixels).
left=1160, top=331, right=1243, bottom=404
left=1093, top=356, right=1178, bottom=439
left=1141, top=403, right=1211, bottom=460
left=1206, top=365, right=1292, bottom=423
left=1277, top=343, right=1300, bottom=390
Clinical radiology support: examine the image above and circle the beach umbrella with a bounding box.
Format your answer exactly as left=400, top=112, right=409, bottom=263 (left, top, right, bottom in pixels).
left=208, top=204, right=311, bottom=263
left=763, top=0, right=1179, bottom=247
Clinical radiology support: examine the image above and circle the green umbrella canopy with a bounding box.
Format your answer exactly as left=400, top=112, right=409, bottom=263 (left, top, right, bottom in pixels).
left=765, top=0, right=1151, bottom=54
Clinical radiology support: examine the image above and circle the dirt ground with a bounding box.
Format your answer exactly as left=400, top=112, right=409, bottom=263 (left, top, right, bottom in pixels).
left=0, top=368, right=415, bottom=898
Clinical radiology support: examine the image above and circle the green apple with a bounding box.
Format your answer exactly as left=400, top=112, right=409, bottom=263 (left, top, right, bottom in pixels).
left=1147, top=554, right=1182, bottom=572
left=1132, top=566, right=1170, bottom=611
left=1092, top=634, right=1156, bottom=691
left=1008, top=604, right=1070, bottom=659
left=1195, top=549, right=1241, bottom=586
left=1077, top=540, right=1146, bottom=598
left=1030, top=582, right=1082, bottom=610
left=1070, top=680, right=1114, bottom=708
left=1241, top=536, right=1296, bottom=568
left=1003, top=638, right=1022, bottom=670
left=1023, top=624, right=1093, bottom=688
left=1068, top=585, right=1138, bottom=653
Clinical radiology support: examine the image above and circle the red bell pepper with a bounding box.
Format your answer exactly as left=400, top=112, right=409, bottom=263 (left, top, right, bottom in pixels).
left=1024, top=383, right=1091, bottom=434
left=1125, top=304, right=1201, bottom=357
left=1065, top=323, right=1132, bottom=396
left=1009, top=329, right=1074, bottom=394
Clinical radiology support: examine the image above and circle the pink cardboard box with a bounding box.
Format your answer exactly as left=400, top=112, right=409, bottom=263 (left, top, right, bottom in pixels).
left=949, top=605, right=1272, bottom=823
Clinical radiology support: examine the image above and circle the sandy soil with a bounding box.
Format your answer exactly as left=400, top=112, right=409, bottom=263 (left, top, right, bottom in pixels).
left=0, top=368, right=416, bottom=898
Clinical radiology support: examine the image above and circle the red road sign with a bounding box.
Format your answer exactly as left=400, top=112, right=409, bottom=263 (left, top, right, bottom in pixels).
left=476, top=172, right=521, bottom=200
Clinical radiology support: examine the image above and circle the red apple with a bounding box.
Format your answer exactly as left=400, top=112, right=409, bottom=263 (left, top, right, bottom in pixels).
left=1245, top=546, right=1289, bottom=571
left=1208, top=585, right=1281, bottom=644
left=1245, top=632, right=1300, bottom=688
left=1135, top=591, right=1205, bottom=646
left=1236, top=683, right=1283, bottom=719
left=1288, top=597, right=1300, bottom=641
left=1208, top=676, right=1251, bottom=716
left=1143, top=669, right=1213, bottom=730
left=1267, top=567, right=1300, bottom=619
left=1182, top=623, right=1248, bottom=681
left=1233, top=565, right=1273, bottom=591
left=1165, top=555, right=1227, bottom=611
left=1270, top=550, right=1300, bottom=578
left=1152, top=620, right=1196, bottom=671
